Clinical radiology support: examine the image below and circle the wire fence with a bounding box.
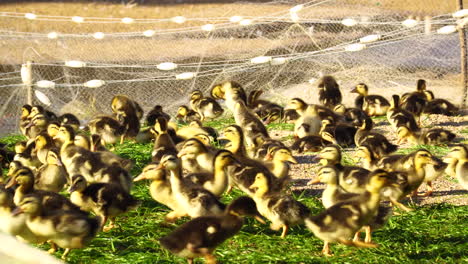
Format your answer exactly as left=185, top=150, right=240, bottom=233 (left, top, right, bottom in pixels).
left=0, top=0, right=465, bottom=136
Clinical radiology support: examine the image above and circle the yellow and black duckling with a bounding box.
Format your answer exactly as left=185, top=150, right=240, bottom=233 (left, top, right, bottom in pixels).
left=12, top=195, right=100, bottom=260
left=317, top=75, right=342, bottom=109
left=396, top=126, right=456, bottom=145
left=305, top=169, right=393, bottom=256
left=157, top=155, right=225, bottom=219
left=6, top=167, right=81, bottom=212
left=252, top=136, right=287, bottom=160
left=183, top=150, right=235, bottom=197
left=175, top=105, right=201, bottom=123
left=0, top=184, right=42, bottom=243
left=34, top=132, right=57, bottom=164
left=444, top=144, right=468, bottom=190
left=28, top=105, right=57, bottom=121
left=188, top=120, right=218, bottom=142
left=35, top=149, right=68, bottom=193
left=54, top=125, right=132, bottom=192
left=354, top=118, right=398, bottom=159
left=351, top=83, right=390, bottom=116
left=87, top=115, right=126, bottom=145
left=111, top=94, right=144, bottom=120
left=354, top=144, right=379, bottom=170
left=219, top=125, right=249, bottom=158
left=387, top=94, right=419, bottom=132
left=19, top=104, right=32, bottom=136
left=190, top=90, right=224, bottom=122
left=178, top=138, right=216, bottom=174
left=47, top=121, right=61, bottom=139
left=290, top=135, right=327, bottom=153
left=315, top=145, right=370, bottom=194
left=25, top=114, right=49, bottom=140
left=319, top=118, right=357, bottom=147
left=285, top=98, right=322, bottom=138
left=249, top=172, right=311, bottom=238
left=57, top=113, right=80, bottom=131
left=400, top=80, right=428, bottom=125
left=68, top=175, right=140, bottom=231
left=248, top=89, right=284, bottom=124
left=263, top=146, right=297, bottom=185
left=422, top=90, right=459, bottom=116
left=283, top=108, right=301, bottom=124
left=146, top=104, right=171, bottom=126
left=151, top=117, right=178, bottom=163
left=378, top=149, right=437, bottom=198
left=420, top=156, right=447, bottom=196
left=159, top=196, right=264, bottom=264
left=210, top=81, right=247, bottom=110
left=13, top=140, right=42, bottom=170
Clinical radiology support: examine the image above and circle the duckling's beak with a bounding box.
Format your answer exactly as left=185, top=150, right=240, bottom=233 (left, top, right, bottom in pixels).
left=307, top=176, right=321, bottom=185
left=254, top=215, right=266, bottom=225
left=287, top=156, right=298, bottom=164
left=264, top=153, right=273, bottom=160
left=11, top=207, right=23, bottom=216
left=350, top=88, right=358, bottom=93
left=24, top=121, right=34, bottom=129
left=68, top=185, right=77, bottom=193
left=5, top=178, right=16, bottom=189
left=156, top=163, right=166, bottom=170
left=133, top=173, right=146, bottom=182
left=56, top=158, right=63, bottom=167
left=177, top=149, right=189, bottom=158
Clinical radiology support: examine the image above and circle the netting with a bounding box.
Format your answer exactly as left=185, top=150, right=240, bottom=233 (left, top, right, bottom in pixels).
left=0, top=0, right=466, bottom=136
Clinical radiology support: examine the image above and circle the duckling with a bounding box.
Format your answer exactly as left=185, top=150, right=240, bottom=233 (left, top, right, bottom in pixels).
left=354, top=118, right=397, bottom=159
left=0, top=147, right=14, bottom=176
left=249, top=172, right=311, bottom=238
left=35, top=149, right=68, bottom=193
left=387, top=95, right=419, bottom=132
left=159, top=196, right=264, bottom=264
left=158, top=155, right=225, bottom=219
left=12, top=195, right=100, bottom=260
left=57, top=113, right=80, bottom=131
left=34, top=133, right=57, bottom=164
left=400, top=80, right=428, bottom=125
left=47, top=122, right=61, bottom=139
left=285, top=98, right=321, bottom=138
left=396, top=126, right=456, bottom=145
left=177, top=138, right=216, bottom=173
left=87, top=115, right=125, bottom=145
left=111, top=94, right=143, bottom=120
left=19, top=104, right=32, bottom=136
left=25, top=114, right=49, bottom=140
left=311, top=166, right=358, bottom=209
left=54, top=125, right=132, bottom=192
left=184, top=150, right=234, bottom=197
left=290, top=135, right=326, bottom=153
left=6, top=167, right=81, bottom=212
left=420, top=156, right=447, bottom=196
left=354, top=144, right=379, bottom=170
left=219, top=125, right=248, bottom=158
left=151, top=117, right=178, bottom=163
left=283, top=108, right=300, bottom=124
left=343, top=107, right=370, bottom=127
left=231, top=100, right=270, bottom=152
left=188, top=120, right=218, bottom=142
left=212, top=81, right=247, bottom=110
left=351, top=83, right=390, bottom=116
left=263, top=146, right=297, bottom=184
left=319, top=118, right=357, bottom=147
left=378, top=149, right=438, bottom=198
left=134, top=163, right=185, bottom=221
left=68, top=175, right=140, bottom=231
left=248, top=89, right=284, bottom=124
left=146, top=105, right=171, bottom=126
left=190, top=90, right=224, bottom=122
left=252, top=136, right=287, bottom=160
left=175, top=105, right=201, bottom=123
left=422, top=90, right=459, bottom=116
left=28, top=105, right=57, bottom=121
left=116, top=110, right=141, bottom=142
left=13, top=140, right=42, bottom=170
left=316, top=145, right=370, bottom=194
left=444, top=144, right=468, bottom=190
left=305, top=170, right=392, bottom=256
left=317, top=75, right=342, bottom=109
left=0, top=185, right=41, bottom=243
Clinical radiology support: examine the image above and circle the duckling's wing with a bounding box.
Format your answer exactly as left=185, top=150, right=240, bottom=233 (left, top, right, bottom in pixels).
left=269, top=195, right=311, bottom=223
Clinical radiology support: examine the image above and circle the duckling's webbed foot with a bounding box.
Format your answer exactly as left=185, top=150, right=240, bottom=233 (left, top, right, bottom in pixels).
left=165, top=211, right=186, bottom=222
left=204, top=253, right=217, bottom=264
left=390, top=199, right=414, bottom=212
left=321, top=242, right=332, bottom=256
left=61, top=248, right=71, bottom=260
left=103, top=219, right=116, bottom=232
left=364, top=226, right=372, bottom=244
left=280, top=225, right=289, bottom=239
left=353, top=232, right=361, bottom=242
left=423, top=181, right=433, bottom=196
left=47, top=242, right=58, bottom=254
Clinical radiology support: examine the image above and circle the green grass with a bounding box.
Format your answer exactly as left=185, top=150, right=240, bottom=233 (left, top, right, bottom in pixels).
left=1, top=123, right=466, bottom=263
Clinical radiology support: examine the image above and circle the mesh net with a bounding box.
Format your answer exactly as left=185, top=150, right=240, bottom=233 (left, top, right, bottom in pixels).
left=0, top=0, right=465, bottom=136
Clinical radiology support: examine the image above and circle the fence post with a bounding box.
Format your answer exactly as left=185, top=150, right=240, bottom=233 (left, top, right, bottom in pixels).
left=458, top=0, right=468, bottom=107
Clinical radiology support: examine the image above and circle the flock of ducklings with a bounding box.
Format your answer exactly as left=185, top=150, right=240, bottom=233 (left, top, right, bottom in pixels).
left=0, top=76, right=467, bottom=263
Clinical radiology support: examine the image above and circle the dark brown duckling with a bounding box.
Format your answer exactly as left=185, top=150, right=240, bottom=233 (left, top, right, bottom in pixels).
left=146, top=105, right=171, bottom=126
left=58, top=113, right=80, bottom=131
left=317, top=75, right=342, bottom=109
left=159, top=196, right=264, bottom=264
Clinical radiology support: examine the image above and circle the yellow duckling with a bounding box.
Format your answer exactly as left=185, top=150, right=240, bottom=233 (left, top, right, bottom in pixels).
left=159, top=196, right=264, bottom=264
left=422, top=90, right=459, bottom=116
left=158, top=155, right=225, bottom=219
left=249, top=172, right=311, bottom=238
left=263, top=146, right=297, bottom=187
left=176, top=105, right=201, bottom=124
left=178, top=138, right=216, bottom=174
left=212, top=81, right=247, bottom=110
left=87, top=115, right=126, bottom=145
left=387, top=94, right=419, bottom=132
left=444, top=144, right=468, bottom=190
left=285, top=98, right=322, bottom=138
left=12, top=195, right=100, bottom=260
left=19, top=104, right=32, bottom=136
left=354, top=118, right=397, bottom=159
left=68, top=175, right=140, bottom=231
left=25, top=114, right=49, bottom=140
left=151, top=117, right=178, bottom=163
